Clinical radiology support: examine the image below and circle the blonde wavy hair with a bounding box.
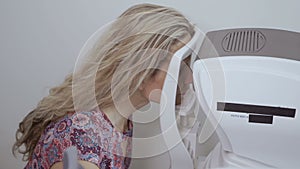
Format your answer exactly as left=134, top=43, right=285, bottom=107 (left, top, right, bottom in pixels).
left=13, top=3, right=194, bottom=161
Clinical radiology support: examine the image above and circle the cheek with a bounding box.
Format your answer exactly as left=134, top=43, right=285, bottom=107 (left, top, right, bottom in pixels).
left=147, top=89, right=163, bottom=103
left=142, top=73, right=167, bottom=103
left=142, top=84, right=163, bottom=103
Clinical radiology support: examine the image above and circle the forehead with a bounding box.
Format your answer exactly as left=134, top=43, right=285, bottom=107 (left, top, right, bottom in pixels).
left=154, top=34, right=192, bottom=72
left=170, top=35, right=192, bottom=53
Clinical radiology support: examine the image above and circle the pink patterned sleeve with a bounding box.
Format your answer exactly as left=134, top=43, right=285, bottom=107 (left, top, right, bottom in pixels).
left=25, top=111, right=132, bottom=169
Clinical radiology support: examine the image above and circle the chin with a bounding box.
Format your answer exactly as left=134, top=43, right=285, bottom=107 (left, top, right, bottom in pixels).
left=175, top=96, right=182, bottom=105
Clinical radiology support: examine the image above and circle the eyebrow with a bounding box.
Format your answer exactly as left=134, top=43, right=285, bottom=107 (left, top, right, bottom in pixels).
left=182, top=55, right=192, bottom=65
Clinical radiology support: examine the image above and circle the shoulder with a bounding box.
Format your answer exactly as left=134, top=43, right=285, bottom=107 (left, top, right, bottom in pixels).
left=70, top=111, right=113, bottom=130
left=28, top=111, right=112, bottom=169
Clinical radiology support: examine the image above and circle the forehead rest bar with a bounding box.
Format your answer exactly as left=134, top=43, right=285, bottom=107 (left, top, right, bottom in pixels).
left=199, top=28, right=300, bottom=61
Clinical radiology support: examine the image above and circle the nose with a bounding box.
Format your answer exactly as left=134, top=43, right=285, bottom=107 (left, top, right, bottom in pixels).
left=184, top=67, right=193, bottom=84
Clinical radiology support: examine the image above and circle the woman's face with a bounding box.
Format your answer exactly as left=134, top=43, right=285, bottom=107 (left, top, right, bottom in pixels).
left=141, top=36, right=193, bottom=105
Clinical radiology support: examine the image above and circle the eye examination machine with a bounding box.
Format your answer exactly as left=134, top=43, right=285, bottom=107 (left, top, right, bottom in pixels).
left=63, top=24, right=300, bottom=168
left=160, top=27, right=300, bottom=169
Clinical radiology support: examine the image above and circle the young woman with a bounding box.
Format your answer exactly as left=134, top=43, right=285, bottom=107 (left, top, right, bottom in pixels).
left=13, top=3, right=194, bottom=169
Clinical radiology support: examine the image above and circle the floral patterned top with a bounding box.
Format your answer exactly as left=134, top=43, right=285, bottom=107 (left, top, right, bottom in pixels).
left=24, top=110, right=133, bottom=169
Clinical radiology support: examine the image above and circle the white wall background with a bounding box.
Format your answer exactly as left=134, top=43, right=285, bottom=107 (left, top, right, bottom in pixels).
left=0, top=0, right=299, bottom=168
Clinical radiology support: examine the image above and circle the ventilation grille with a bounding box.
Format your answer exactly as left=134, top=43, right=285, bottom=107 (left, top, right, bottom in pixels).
left=222, top=30, right=266, bottom=53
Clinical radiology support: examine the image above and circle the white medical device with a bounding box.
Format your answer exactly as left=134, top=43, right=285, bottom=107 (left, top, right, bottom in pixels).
left=161, top=28, right=300, bottom=169
left=62, top=26, right=300, bottom=169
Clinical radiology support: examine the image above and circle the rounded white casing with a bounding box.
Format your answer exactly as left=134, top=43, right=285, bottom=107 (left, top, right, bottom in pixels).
left=193, top=56, right=300, bottom=168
